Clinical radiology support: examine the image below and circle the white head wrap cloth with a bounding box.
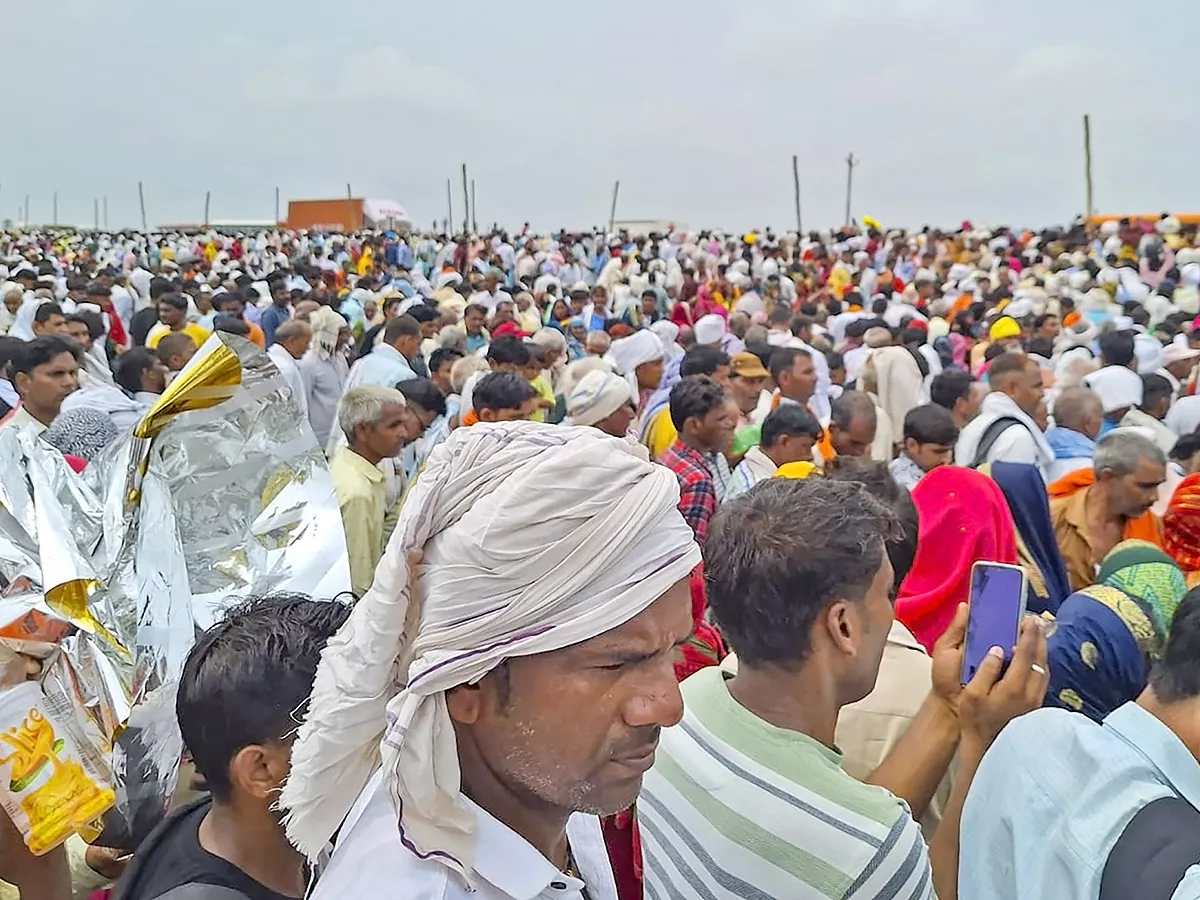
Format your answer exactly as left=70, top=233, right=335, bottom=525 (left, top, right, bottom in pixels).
left=649, top=320, right=682, bottom=360
left=608, top=330, right=664, bottom=397
left=282, top=422, right=701, bottom=877
left=1085, top=365, right=1144, bottom=413
left=566, top=370, right=636, bottom=427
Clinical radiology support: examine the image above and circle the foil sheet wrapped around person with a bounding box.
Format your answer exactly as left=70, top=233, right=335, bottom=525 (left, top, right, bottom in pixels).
left=0, top=333, right=350, bottom=851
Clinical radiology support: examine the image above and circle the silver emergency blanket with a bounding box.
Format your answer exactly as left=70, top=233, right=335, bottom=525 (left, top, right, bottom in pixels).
left=0, top=333, right=350, bottom=848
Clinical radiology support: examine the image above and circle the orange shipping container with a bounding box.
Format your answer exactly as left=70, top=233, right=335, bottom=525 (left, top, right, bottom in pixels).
left=283, top=198, right=366, bottom=231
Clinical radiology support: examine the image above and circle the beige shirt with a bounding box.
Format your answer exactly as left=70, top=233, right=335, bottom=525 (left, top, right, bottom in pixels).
left=721, top=620, right=949, bottom=837
left=329, top=446, right=388, bottom=597
left=1, top=405, right=50, bottom=437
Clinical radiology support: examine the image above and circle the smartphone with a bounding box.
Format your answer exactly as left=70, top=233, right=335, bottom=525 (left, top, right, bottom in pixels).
left=961, top=561, right=1028, bottom=685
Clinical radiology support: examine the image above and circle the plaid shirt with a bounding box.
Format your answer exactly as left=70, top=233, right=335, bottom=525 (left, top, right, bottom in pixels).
left=660, top=440, right=722, bottom=546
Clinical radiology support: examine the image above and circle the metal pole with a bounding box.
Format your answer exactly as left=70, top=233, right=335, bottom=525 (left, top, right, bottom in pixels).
left=138, top=182, right=148, bottom=233
left=470, top=179, right=477, bottom=234
left=1084, top=114, right=1094, bottom=231
left=23, top=195, right=29, bottom=227
left=461, top=164, right=469, bottom=234
left=204, top=191, right=211, bottom=229
left=345, top=182, right=354, bottom=232
left=608, top=180, right=620, bottom=234
left=792, top=155, right=803, bottom=234
left=844, top=152, right=858, bottom=227
left=445, top=179, right=453, bottom=235
left=94, top=199, right=99, bottom=230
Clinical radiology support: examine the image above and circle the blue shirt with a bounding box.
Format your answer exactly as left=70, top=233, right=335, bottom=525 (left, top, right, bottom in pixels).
left=345, top=343, right=417, bottom=390
left=260, top=303, right=291, bottom=346
left=960, top=702, right=1200, bottom=900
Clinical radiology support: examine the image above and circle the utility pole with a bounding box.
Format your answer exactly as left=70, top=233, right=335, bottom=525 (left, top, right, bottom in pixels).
left=204, top=191, right=211, bottom=229
left=103, top=196, right=108, bottom=229
left=275, top=186, right=281, bottom=225
left=470, top=179, right=477, bottom=234
left=792, top=155, right=803, bottom=234
left=345, top=183, right=354, bottom=232
left=844, top=152, right=858, bottom=227
left=23, top=195, right=29, bottom=227
left=445, top=179, right=453, bottom=235
left=94, top=198, right=99, bottom=230
left=461, top=164, right=469, bottom=234
left=138, top=182, right=148, bottom=233
left=1083, top=114, right=1095, bottom=232
left=52, top=192, right=58, bottom=227
left=608, top=180, right=621, bottom=234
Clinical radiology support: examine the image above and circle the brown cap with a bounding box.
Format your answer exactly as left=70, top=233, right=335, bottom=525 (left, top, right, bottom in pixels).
left=729, top=351, right=769, bottom=380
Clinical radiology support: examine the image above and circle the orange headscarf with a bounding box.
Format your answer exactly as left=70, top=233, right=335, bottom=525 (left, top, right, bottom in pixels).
left=1047, top=469, right=1164, bottom=547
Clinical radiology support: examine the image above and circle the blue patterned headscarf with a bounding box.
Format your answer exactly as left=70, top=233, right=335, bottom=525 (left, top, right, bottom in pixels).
left=990, top=461, right=1072, bottom=615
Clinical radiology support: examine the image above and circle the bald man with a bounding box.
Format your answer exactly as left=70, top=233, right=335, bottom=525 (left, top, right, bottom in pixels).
left=1046, top=386, right=1104, bottom=481
left=268, top=320, right=313, bottom=419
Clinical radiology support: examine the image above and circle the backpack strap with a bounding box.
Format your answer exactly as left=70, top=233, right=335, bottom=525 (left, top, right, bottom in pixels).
left=1100, top=796, right=1200, bottom=900
left=970, top=416, right=1024, bottom=469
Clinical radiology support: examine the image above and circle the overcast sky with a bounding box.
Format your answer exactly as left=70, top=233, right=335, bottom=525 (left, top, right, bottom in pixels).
left=7, top=0, right=1197, bottom=232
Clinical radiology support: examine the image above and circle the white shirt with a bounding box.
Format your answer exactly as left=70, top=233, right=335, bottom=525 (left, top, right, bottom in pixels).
left=268, top=343, right=310, bottom=418
left=311, top=770, right=618, bottom=900
left=469, top=289, right=513, bottom=315
left=60, top=373, right=149, bottom=432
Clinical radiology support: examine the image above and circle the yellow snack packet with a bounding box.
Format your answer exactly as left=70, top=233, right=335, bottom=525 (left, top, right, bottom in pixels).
left=0, top=683, right=115, bottom=855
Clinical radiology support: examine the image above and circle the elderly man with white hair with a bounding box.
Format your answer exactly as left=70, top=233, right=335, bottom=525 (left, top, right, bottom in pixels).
left=283, top=423, right=701, bottom=900
left=329, top=385, right=412, bottom=597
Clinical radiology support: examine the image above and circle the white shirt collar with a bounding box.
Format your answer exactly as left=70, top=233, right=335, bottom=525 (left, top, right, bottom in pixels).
left=469, top=799, right=588, bottom=899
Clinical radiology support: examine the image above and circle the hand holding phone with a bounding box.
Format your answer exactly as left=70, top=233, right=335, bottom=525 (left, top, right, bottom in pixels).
left=961, top=561, right=1028, bottom=685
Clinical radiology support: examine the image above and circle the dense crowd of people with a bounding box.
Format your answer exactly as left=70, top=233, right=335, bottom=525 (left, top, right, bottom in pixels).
left=4, top=213, right=1200, bottom=898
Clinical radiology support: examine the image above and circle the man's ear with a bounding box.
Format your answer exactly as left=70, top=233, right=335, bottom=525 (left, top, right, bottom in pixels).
left=823, top=599, right=861, bottom=657
left=446, top=683, right=482, bottom=725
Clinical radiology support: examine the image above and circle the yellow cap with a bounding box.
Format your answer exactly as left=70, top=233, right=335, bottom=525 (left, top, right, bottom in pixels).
left=989, top=316, right=1022, bottom=342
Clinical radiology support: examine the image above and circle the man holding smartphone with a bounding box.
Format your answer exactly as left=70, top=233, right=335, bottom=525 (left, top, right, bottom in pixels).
left=639, top=478, right=1049, bottom=900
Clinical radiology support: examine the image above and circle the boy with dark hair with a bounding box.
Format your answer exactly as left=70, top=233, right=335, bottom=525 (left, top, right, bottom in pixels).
left=471, top=372, right=537, bottom=423
left=890, top=404, right=960, bottom=490
left=113, top=594, right=351, bottom=900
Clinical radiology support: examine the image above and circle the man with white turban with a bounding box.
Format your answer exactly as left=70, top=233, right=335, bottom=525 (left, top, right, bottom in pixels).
left=1084, top=365, right=1144, bottom=429
left=565, top=370, right=637, bottom=437
left=300, top=306, right=350, bottom=448
left=283, top=423, right=701, bottom=900
left=607, top=330, right=665, bottom=416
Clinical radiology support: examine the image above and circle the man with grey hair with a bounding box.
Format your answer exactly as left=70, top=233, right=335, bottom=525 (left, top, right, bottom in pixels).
left=1045, top=386, right=1104, bottom=481
left=267, top=319, right=313, bottom=420
left=330, top=385, right=410, bottom=596
left=585, top=329, right=611, bottom=357
left=826, top=390, right=879, bottom=463
left=1050, top=430, right=1167, bottom=591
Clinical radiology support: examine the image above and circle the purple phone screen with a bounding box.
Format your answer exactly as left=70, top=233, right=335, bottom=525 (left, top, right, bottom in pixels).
left=961, top=564, right=1025, bottom=684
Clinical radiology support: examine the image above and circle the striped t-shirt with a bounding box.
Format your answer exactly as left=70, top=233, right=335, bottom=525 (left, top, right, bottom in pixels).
left=639, top=667, right=935, bottom=900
